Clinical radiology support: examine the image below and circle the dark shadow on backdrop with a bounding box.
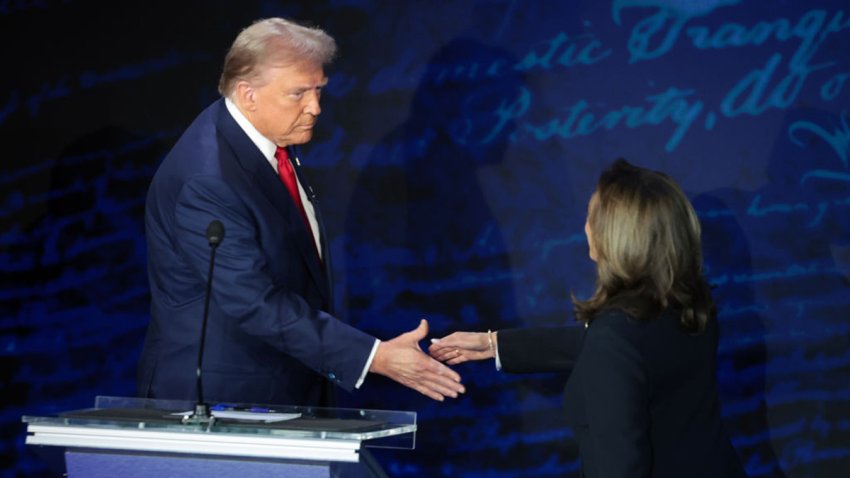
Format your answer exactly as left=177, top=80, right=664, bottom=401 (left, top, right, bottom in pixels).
left=694, top=105, right=850, bottom=477
left=691, top=189, right=786, bottom=478
left=750, top=106, right=850, bottom=476
left=343, top=36, right=577, bottom=476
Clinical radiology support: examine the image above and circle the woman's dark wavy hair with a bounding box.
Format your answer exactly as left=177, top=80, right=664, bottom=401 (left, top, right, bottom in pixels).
left=573, top=159, right=714, bottom=334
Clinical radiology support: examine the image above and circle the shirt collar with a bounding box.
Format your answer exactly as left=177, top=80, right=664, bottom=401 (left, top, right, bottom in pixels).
left=224, top=97, right=277, bottom=171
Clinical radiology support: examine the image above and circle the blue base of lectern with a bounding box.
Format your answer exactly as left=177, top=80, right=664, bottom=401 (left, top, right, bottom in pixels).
left=65, top=449, right=378, bottom=478
left=24, top=397, right=407, bottom=478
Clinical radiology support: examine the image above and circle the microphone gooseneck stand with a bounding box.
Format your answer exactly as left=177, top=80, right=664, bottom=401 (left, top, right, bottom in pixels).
left=182, top=220, right=225, bottom=426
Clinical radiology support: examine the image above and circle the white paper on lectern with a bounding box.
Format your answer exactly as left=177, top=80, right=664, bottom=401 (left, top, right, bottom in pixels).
left=171, top=410, right=301, bottom=423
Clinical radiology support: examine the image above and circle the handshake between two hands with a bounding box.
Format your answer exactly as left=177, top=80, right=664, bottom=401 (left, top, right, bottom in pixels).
left=368, top=319, right=495, bottom=402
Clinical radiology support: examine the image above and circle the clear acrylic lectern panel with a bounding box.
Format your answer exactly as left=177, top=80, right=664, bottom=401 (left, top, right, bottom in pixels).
left=23, top=396, right=416, bottom=478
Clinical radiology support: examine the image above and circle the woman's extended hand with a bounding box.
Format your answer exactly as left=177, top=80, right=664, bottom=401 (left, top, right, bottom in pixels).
left=429, top=331, right=496, bottom=365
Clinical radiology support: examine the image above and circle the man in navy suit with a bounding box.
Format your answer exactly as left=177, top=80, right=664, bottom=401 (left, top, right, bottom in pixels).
left=137, top=17, right=465, bottom=407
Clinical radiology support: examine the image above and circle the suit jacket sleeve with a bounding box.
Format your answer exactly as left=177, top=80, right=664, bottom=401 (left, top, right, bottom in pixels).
left=498, top=326, right=585, bottom=373
left=579, top=319, right=651, bottom=478
left=173, top=174, right=375, bottom=391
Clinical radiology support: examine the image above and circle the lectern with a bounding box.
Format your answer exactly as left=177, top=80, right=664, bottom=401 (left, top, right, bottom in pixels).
left=23, top=396, right=416, bottom=477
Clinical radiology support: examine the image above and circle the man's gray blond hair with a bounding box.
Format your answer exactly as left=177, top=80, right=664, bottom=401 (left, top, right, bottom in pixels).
left=218, top=17, right=336, bottom=97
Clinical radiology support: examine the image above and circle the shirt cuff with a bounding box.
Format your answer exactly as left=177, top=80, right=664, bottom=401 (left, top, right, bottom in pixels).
left=355, top=339, right=381, bottom=389
left=494, top=341, right=502, bottom=371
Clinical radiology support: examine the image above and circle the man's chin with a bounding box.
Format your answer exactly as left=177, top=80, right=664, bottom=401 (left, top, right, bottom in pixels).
left=283, top=131, right=314, bottom=146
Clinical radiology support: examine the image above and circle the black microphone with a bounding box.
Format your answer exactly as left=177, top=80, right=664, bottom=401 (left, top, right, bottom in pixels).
left=184, top=220, right=225, bottom=425
left=207, top=220, right=224, bottom=246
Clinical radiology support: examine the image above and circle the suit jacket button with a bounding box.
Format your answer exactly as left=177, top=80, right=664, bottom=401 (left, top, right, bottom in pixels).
left=328, top=372, right=336, bottom=381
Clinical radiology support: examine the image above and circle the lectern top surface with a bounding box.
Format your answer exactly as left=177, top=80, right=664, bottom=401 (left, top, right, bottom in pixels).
left=23, top=396, right=417, bottom=443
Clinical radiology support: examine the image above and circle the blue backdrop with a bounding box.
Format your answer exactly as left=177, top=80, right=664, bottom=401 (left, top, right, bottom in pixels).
left=2, top=1, right=849, bottom=476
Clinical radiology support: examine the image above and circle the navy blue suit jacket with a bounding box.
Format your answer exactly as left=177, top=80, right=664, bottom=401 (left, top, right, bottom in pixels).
left=499, top=309, right=746, bottom=478
left=137, top=99, right=375, bottom=406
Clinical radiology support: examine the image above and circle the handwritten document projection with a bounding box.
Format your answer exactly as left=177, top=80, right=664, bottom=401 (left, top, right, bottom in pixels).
left=1, top=1, right=847, bottom=476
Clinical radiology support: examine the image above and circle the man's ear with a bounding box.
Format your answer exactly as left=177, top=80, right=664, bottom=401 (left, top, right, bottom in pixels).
left=233, top=81, right=256, bottom=112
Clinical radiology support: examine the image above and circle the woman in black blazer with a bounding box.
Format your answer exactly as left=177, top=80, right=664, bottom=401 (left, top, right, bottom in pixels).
left=430, top=159, right=747, bottom=477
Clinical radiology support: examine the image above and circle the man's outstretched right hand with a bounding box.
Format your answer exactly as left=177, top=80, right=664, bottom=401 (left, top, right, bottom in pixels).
left=369, top=319, right=465, bottom=401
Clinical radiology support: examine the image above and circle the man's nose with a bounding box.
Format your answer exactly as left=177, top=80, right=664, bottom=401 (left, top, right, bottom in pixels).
left=304, top=92, right=321, bottom=116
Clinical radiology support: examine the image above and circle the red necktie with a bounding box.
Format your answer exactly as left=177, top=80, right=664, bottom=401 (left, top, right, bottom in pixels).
left=276, top=147, right=320, bottom=258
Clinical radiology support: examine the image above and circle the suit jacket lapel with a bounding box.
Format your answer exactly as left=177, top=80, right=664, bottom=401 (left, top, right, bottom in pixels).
left=215, top=101, right=329, bottom=302
left=290, top=148, right=334, bottom=308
